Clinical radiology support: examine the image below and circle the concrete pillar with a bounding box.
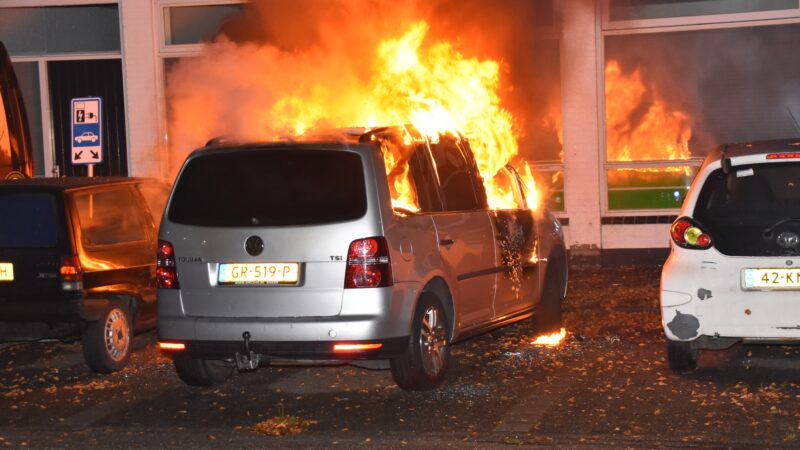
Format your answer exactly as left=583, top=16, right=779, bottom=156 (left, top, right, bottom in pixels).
left=119, top=1, right=162, bottom=178
left=560, top=0, right=603, bottom=264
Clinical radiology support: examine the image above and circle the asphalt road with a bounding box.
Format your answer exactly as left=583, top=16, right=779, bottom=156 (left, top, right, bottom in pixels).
left=2, top=266, right=800, bottom=449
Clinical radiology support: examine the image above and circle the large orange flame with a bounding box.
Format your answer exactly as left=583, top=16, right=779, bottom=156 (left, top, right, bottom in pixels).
left=270, top=22, right=533, bottom=211
left=605, top=60, right=693, bottom=177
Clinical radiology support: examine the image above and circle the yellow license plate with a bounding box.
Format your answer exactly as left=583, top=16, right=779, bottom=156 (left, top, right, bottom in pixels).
left=743, top=268, right=800, bottom=290
left=0, top=263, right=13, bottom=281
left=218, top=263, right=299, bottom=285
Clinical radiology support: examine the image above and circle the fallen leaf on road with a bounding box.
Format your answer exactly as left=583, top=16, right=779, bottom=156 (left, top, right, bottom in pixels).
left=251, top=415, right=318, bottom=436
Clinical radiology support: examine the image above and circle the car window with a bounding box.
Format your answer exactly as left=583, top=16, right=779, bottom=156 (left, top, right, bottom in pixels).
left=429, top=141, right=482, bottom=212
left=0, top=191, right=60, bottom=248
left=694, top=162, right=800, bottom=256
left=73, top=187, right=148, bottom=246
left=408, top=145, right=443, bottom=213
left=492, top=166, right=525, bottom=210
left=136, top=182, right=170, bottom=224
left=168, top=148, right=367, bottom=227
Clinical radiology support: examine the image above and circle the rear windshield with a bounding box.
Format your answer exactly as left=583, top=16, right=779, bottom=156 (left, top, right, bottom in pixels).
left=0, top=191, right=60, bottom=248
left=168, top=148, right=367, bottom=227
left=694, top=162, right=800, bottom=256
left=73, top=187, right=149, bottom=246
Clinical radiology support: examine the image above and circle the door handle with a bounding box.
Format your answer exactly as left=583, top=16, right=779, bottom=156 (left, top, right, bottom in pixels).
left=438, top=238, right=455, bottom=247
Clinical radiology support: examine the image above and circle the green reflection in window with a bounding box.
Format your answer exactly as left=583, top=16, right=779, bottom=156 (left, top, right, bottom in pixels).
left=531, top=170, right=564, bottom=211
left=607, top=167, right=697, bottom=210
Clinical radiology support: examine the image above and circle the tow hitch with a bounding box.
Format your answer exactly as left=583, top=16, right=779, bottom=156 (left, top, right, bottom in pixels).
left=234, top=331, right=261, bottom=370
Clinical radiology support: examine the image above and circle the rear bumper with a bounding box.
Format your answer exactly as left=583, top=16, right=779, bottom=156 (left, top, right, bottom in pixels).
left=158, top=337, right=409, bottom=360
left=157, top=313, right=411, bottom=356
left=661, top=250, right=800, bottom=342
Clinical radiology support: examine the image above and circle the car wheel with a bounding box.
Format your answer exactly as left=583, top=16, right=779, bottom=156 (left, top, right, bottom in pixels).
left=390, top=294, right=450, bottom=391
left=174, top=357, right=236, bottom=387
left=533, top=267, right=563, bottom=335
left=667, top=340, right=699, bottom=372
left=82, top=305, right=132, bottom=373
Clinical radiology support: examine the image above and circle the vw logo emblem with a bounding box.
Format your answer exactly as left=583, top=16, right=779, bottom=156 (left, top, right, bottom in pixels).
left=245, top=236, right=264, bottom=256
left=776, top=232, right=800, bottom=249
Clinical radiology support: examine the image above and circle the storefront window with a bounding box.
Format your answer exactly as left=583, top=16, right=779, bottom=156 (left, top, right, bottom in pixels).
left=604, top=23, right=800, bottom=210
left=607, top=167, right=697, bottom=210
left=164, top=4, right=244, bottom=45
left=0, top=6, right=120, bottom=55
left=610, top=0, right=798, bottom=21
left=531, top=170, right=564, bottom=211
left=11, top=62, right=43, bottom=176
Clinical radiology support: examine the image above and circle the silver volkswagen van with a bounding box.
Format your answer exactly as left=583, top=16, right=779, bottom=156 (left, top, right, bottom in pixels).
left=157, top=128, right=567, bottom=390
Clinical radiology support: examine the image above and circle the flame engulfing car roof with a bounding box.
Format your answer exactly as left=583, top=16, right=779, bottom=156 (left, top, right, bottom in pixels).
left=202, top=125, right=466, bottom=148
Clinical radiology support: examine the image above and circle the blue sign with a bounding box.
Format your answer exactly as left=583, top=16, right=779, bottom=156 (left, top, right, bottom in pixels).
left=71, top=97, right=103, bottom=165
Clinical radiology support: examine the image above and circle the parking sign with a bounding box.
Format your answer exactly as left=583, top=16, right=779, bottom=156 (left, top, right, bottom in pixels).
left=71, top=97, right=103, bottom=165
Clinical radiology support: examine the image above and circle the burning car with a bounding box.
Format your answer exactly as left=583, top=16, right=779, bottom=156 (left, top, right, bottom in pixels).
left=662, top=138, right=800, bottom=371
left=157, top=127, right=568, bottom=390
left=0, top=177, right=169, bottom=372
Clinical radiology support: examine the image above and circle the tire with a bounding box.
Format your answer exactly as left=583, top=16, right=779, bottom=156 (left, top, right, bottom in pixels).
left=667, top=340, right=699, bottom=372
left=174, top=357, right=235, bottom=387
left=82, top=305, right=132, bottom=373
left=533, top=266, right=563, bottom=335
left=391, top=294, right=450, bottom=391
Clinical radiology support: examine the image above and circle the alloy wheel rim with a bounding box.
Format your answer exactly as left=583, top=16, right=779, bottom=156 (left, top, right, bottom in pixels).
left=104, top=308, right=130, bottom=362
left=418, top=305, right=447, bottom=377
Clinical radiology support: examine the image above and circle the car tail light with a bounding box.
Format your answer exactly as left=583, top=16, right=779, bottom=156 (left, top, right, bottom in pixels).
left=60, top=255, right=82, bottom=290
left=157, top=240, right=180, bottom=289
left=344, top=237, right=393, bottom=288
left=671, top=217, right=712, bottom=249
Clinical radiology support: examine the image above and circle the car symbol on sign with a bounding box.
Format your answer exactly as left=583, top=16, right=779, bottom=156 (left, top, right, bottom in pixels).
left=74, top=132, right=99, bottom=143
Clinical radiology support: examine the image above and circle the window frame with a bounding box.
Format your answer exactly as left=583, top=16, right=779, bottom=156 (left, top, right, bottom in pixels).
left=598, top=5, right=800, bottom=216
left=601, top=0, right=800, bottom=32
left=155, top=1, right=245, bottom=178
left=158, top=0, right=245, bottom=55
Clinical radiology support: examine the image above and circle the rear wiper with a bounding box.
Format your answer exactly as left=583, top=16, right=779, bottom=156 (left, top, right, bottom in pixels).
left=763, top=218, right=800, bottom=237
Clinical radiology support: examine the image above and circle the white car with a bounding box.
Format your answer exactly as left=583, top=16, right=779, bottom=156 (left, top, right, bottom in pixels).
left=661, top=138, right=800, bottom=371
left=75, top=132, right=98, bottom=143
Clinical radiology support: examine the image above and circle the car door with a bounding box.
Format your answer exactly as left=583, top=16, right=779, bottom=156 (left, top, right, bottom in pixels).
left=70, top=184, right=156, bottom=328
left=427, top=140, right=497, bottom=329
left=490, top=166, right=539, bottom=318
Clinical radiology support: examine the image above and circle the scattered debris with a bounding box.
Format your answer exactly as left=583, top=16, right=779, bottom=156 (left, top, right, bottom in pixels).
left=251, top=415, right=318, bottom=436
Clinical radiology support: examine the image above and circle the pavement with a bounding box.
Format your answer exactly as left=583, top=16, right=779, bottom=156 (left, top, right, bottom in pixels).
left=1, top=266, right=800, bottom=449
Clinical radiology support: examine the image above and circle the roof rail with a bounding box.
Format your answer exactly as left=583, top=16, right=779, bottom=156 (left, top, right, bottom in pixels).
left=357, top=127, right=392, bottom=143
left=204, top=136, right=230, bottom=147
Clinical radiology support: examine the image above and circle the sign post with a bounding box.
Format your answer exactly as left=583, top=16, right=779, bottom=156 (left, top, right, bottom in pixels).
left=70, top=97, right=103, bottom=176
